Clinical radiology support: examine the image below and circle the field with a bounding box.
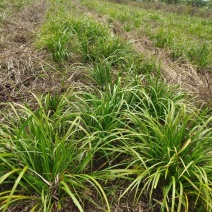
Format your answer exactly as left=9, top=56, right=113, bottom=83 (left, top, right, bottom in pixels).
left=0, top=0, right=212, bottom=211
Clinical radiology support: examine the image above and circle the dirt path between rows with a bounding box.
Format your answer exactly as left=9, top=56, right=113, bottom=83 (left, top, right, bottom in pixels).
left=75, top=0, right=212, bottom=106
left=0, top=1, right=68, bottom=104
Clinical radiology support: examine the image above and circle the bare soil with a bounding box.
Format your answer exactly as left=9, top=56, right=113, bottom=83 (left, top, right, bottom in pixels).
left=0, top=1, right=48, bottom=103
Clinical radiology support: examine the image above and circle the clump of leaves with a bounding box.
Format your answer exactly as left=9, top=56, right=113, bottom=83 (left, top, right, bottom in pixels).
left=119, top=100, right=212, bottom=212
left=0, top=93, right=110, bottom=211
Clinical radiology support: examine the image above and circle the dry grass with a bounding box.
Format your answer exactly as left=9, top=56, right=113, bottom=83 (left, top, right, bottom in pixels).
left=0, top=2, right=47, bottom=102
left=0, top=1, right=91, bottom=105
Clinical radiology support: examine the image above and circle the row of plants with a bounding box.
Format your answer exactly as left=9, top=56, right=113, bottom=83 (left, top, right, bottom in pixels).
left=80, top=0, right=212, bottom=69
left=36, top=8, right=158, bottom=84
left=0, top=0, right=211, bottom=211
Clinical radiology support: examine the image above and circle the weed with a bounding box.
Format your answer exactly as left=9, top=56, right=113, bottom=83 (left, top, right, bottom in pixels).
left=138, top=59, right=159, bottom=75
left=36, top=15, right=77, bottom=62
left=37, top=13, right=135, bottom=67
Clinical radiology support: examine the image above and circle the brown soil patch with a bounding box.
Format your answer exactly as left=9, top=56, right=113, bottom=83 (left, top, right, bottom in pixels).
left=0, top=2, right=48, bottom=103
left=0, top=1, right=86, bottom=105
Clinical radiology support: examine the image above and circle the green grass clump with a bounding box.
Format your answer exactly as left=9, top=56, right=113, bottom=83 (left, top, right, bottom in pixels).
left=36, top=10, right=153, bottom=85
left=36, top=15, right=80, bottom=62
left=74, top=75, right=186, bottom=136
left=121, top=102, right=212, bottom=211
left=37, top=14, right=136, bottom=69
left=105, top=92, right=212, bottom=211
left=73, top=77, right=212, bottom=211
left=187, top=43, right=212, bottom=67
left=79, top=34, right=133, bottom=65
left=150, top=28, right=174, bottom=48
left=0, top=93, right=110, bottom=211
left=37, top=1, right=159, bottom=79
left=92, top=61, right=112, bottom=87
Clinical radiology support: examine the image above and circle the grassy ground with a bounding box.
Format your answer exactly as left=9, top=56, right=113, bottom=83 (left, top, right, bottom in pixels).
left=0, top=0, right=212, bottom=211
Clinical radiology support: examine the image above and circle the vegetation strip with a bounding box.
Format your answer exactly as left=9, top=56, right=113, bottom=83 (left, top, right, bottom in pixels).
left=80, top=0, right=212, bottom=70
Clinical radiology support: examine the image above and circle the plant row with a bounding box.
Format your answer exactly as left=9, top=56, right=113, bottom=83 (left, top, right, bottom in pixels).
left=80, top=0, right=212, bottom=69
left=36, top=10, right=158, bottom=85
